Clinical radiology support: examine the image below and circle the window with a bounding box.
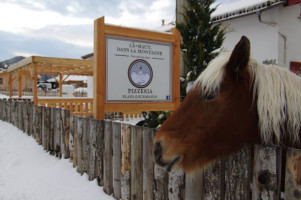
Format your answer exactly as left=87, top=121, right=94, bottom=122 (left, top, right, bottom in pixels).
left=290, top=62, right=301, bottom=76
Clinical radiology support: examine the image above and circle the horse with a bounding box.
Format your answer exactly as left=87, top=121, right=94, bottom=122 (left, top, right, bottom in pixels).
left=153, top=36, right=301, bottom=173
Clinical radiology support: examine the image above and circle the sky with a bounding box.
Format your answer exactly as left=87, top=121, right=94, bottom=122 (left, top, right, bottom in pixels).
left=0, top=0, right=237, bottom=62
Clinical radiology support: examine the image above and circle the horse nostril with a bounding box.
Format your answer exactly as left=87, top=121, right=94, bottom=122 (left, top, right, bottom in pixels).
left=154, top=141, right=163, bottom=160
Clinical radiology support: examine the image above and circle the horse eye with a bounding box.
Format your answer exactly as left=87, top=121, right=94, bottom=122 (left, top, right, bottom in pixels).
left=202, top=94, right=216, bottom=101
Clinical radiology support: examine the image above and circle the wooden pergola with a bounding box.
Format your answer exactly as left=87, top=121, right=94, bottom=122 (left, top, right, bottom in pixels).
left=7, top=56, right=93, bottom=105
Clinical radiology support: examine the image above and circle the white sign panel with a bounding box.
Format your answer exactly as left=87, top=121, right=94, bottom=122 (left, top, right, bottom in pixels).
left=106, top=36, right=172, bottom=102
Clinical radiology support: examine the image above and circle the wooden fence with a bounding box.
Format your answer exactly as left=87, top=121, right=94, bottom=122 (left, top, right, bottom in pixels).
left=1, top=99, right=301, bottom=200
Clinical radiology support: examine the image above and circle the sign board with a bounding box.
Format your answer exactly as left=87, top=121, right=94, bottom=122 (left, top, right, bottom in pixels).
left=93, top=16, right=180, bottom=119
left=106, top=36, right=172, bottom=102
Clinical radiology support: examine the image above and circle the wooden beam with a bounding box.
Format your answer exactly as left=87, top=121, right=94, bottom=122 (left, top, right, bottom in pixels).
left=62, top=75, right=69, bottom=82
left=171, top=27, right=181, bottom=110
left=8, top=73, right=12, bottom=97
left=59, top=74, right=63, bottom=97
left=18, top=69, right=22, bottom=98
left=93, top=16, right=106, bottom=119
left=32, top=64, right=38, bottom=105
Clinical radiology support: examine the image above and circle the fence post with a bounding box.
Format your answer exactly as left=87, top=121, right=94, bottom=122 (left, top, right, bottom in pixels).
left=95, top=119, right=104, bottom=186
left=285, top=148, right=301, bottom=199
left=185, top=172, right=202, bottom=200
left=88, top=118, right=97, bottom=181
left=18, top=101, right=24, bottom=131
left=130, top=125, right=143, bottom=200
left=28, top=101, right=33, bottom=136
left=76, top=116, right=84, bottom=174
left=82, top=117, right=90, bottom=174
left=62, top=109, right=70, bottom=158
left=112, top=122, right=121, bottom=199
left=7, top=99, right=12, bottom=123
left=224, top=146, right=252, bottom=200
left=121, top=123, right=131, bottom=199
left=103, top=120, right=113, bottom=195
left=253, top=145, right=282, bottom=199
left=143, top=127, right=155, bottom=200
left=44, top=107, right=51, bottom=151
left=33, top=105, right=42, bottom=144
left=154, top=164, right=169, bottom=200
left=202, top=160, right=224, bottom=199
left=69, top=114, right=74, bottom=161
left=72, top=115, right=78, bottom=168
left=168, top=169, right=185, bottom=200
left=0, top=99, right=4, bottom=121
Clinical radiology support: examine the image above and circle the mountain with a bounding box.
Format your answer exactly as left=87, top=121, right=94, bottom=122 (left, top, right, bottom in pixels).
left=0, top=56, right=25, bottom=69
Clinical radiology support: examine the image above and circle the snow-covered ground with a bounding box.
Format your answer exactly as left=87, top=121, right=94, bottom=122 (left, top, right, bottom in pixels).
left=0, top=120, right=114, bottom=200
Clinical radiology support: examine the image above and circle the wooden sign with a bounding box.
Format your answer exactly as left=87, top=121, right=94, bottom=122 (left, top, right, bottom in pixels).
left=93, top=16, right=180, bottom=119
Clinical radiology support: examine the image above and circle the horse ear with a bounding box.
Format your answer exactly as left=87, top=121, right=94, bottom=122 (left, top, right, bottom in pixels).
left=226, top=36, right=250, bottom=77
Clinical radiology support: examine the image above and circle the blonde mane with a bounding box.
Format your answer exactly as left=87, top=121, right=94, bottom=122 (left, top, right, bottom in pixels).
left=195, top=54, right=301, bottom=145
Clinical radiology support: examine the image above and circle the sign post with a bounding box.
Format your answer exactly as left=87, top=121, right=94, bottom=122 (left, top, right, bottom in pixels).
left=93, top=16, right=180, bottom=120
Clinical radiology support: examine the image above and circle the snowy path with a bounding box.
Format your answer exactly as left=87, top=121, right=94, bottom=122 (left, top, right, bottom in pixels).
left=0, top=120, right=114, bottom=200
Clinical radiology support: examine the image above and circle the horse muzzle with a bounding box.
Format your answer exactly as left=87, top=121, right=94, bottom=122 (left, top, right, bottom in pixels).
left=153, top=141, right=181, bottom=172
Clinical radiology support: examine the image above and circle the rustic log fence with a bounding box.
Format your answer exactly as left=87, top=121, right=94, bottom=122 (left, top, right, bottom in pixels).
left=1, top=98, right=301, bottom=200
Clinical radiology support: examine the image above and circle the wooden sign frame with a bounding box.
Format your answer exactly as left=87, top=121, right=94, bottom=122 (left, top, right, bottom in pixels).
left=93, top=16, right=180, bottom=119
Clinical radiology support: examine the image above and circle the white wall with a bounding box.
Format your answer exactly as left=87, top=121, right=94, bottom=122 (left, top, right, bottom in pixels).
left=218, top=4, right=301, bottom=69
left=279, top=4, right=301, bottom=68
left=219, top=8, right=279, bottom=65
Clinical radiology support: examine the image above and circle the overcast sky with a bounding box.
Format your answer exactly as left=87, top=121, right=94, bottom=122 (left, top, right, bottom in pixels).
left=0, top=0, right=236, bottom=61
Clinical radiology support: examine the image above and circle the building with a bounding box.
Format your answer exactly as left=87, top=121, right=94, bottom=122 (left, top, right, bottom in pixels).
left=212, top=0, right=301, bottom=73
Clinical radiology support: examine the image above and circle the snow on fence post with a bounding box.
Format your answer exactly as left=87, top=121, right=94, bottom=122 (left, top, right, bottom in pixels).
left=103, top=120, right=113, bottom=195
left=121, top=123, right=131, bottom=199
left=130, top=125, right=143, bottom=200
left=252, top=145, right=282, bottom=199
left=112, top=122, right=121, bottom=199
left=143, top=127, right=155, bottom=200
left=94, top=119, right=104, bottom=186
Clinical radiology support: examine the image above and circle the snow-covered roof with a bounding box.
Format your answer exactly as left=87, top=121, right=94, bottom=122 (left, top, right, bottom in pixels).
left=47, top=75, right=87, bottom=83
left=212, top=0, right=286, bottom=22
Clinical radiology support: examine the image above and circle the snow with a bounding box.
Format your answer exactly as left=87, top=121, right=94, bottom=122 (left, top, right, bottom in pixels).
left=212, top=0, right=285, bottom=18
left=0, top=120, right=114, bottom=200
left=47, top=75, right=88, bottom=83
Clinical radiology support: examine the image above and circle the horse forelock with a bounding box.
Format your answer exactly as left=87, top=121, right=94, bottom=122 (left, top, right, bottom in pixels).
left=194, top=53, right=301, bottom=146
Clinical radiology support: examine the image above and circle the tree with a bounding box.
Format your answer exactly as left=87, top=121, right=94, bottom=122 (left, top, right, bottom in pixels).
left=177, top=0, right=225, bottom=99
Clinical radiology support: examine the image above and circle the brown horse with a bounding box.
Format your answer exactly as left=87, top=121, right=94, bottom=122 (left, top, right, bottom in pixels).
left=153, top=36, right=301, bottom=173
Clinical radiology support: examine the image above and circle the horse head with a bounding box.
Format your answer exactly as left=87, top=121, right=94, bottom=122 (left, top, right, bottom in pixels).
left=153, top=36, right=262, bottom=172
